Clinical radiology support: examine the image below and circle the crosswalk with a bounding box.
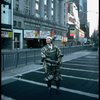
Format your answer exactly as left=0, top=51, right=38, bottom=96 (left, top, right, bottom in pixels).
left=2, top=53, right=99, bottom=100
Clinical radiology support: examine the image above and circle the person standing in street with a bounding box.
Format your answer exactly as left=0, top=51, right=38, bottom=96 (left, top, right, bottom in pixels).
left=41, top=35, right=63, bottom=92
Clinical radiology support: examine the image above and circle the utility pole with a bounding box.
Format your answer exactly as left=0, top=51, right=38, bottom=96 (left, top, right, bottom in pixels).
left=11, top=0, right=14, bottom=49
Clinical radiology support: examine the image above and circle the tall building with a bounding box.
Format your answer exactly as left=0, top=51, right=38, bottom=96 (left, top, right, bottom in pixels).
left=1, top=0, right=68, bottom=49
left=67, top=1, right=81, bottom=44
left=1, top=0, right=13, bottom=49
left=68, top=0, right=89, bottom=38
left=79, top=0, right=89, bottom=38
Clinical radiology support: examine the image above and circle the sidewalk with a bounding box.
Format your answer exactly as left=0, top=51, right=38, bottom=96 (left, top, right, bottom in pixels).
left=1, top=50, right=93, bottom=81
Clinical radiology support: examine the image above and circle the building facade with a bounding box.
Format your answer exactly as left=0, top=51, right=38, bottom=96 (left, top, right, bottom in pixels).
left=68, top=0, right=89, bottom=39
left=1, top=0, right=69, bottom=49
left=67, top=2, right=81, bottom=45
left=67, top=0, right=89, bottom=45
left=1, top=0, right=13, bottom=49
left=79, top=0, right=89, bottom=38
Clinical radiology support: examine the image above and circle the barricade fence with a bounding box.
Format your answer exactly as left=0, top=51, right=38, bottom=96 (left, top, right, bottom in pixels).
left=1, top=45, right=92, bottom=71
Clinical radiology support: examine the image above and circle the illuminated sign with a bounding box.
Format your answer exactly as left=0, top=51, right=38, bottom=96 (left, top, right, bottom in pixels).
left=70, top=33, right=75, bottom=36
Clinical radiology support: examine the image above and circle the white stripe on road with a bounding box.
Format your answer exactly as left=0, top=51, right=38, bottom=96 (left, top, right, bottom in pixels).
left=63, top=63, right=98, bottom=67
left=74, top=59, right=98, bottom=62
left=61, top=67, right=99, bottom=73
left=13, top=77, right=99, bottom=99
left=2, top=67, right=43, bottom=81
left=69, top=60, right=98, bottom=64
left=34, top=70, right=99, bottom=82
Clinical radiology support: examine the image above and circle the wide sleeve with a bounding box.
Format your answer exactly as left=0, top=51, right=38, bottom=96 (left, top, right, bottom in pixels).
left=41, top=46, right=47, bottom=62
left=41, top=47, right=47, bottom=73
left=56, top=46, right=63, bottom=64
left=56, top=46, right=63, bottom=58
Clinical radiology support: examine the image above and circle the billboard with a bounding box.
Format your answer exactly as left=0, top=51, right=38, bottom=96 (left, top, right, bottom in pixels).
left=24, top=30, right=50, bottom=39
left=24, top=30, right=35, bottom=38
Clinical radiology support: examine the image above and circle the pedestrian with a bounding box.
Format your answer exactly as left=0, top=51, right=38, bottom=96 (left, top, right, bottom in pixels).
left=41, top=35, right=63, bottom=92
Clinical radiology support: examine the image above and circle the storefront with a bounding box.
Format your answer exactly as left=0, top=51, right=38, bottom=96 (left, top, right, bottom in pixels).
left=13, top=29, right=23, bottom=49
left=1, top=31, right=12, bottom=49
left=24, top=30, right=50, bottom=48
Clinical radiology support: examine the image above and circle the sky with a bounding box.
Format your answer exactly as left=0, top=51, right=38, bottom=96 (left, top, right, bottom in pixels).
left=87, top=0, right=99, bottom=36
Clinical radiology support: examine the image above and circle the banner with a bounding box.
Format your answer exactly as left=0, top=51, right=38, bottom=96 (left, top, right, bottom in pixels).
left=1, top=31, right=12, bottom=38
left=24, top=30, right=35, bottom=38
left=40, top=31, right=50, bottom=39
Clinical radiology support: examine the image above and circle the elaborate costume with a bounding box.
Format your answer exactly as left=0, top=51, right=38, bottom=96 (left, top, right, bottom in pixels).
left=41, top=36, right=63, bottom=91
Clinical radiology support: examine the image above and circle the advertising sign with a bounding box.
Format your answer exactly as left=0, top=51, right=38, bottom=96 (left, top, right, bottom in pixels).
left=1, top=31, right=12, bottom=38
left=24, top=30, right=35, bottom=38
left=70, top=29, right=76, bottom=37
left=40, top=31, right=50, bottom=39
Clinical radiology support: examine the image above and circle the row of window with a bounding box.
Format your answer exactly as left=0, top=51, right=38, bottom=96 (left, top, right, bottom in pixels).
left=13, top=21, right=21, bottom=27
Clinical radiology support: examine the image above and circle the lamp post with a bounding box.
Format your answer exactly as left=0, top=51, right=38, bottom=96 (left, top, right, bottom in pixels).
left=11, top=0, right=14, bottom=49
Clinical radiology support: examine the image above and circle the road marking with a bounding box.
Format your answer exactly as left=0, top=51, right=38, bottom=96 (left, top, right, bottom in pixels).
left=68, top=60, right=98, bottom=64
left=34, top=70, right=99, bottom=82
left=85, top=56, right=97, bottom=58
left=62, top=65, right=98, bottom=71
left=1, top=95, right=15, bottom=100
left=74, top=59, right=98, bottom=62
left=2, top=67, right=43, bottom=81
left=13, top=77, right=99, bottom=99
left=61, top=67, right=99, bottom=73
left=63, top=63, right=98, bottom=67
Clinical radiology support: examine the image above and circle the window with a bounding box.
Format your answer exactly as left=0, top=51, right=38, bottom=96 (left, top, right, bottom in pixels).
left=44, top=0, right=47, bottom=5
left=14, top=21, right=17, bottom=26
left=3, top=11, right=5, bottom=13
left=9, top=4, right=11, bottom=9
left=16, top=4, right=19, bottom=11
left=51, top=10, right=53, bottom=16
left=18, top=22, right=21, bottom=27
left=44, top=15, right=47, bottom=20
left=36, top=0, right=39, bottom=2
left=51, top=2, right=53, bottom=8
left=36, top=3, right=39, bottom=10
left=25, top=8, right=29, bottom=14
left=25, top=0, right=28, bottom=5
left=3, top=5, right=5, bottom=7
left=36, top=13, right=40, bottom=17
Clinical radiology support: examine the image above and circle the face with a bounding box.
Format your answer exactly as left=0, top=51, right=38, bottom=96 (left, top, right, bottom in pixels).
left=46, top=38, right=51, bottom=44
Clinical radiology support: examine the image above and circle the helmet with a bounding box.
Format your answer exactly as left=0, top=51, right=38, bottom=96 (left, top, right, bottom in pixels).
left=46, top=36, right=52, bottom=40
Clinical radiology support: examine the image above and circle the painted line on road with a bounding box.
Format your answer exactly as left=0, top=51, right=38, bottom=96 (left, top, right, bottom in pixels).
left=2, top=66, right=43, bottom=81
left=85, top=56, right=98, bottom=58
left=12, top=77, right=99, bottom=99
left=69, top=60, right=98, bottom=64
left=74, top=59, right=98, bottom=62
left=61, top=67, right=99, bottom=73
left=1, top=95, right=15, bottom=100
left=34, top=70, right=99, bottom=82
left=63, top=63, right=98, bottom=68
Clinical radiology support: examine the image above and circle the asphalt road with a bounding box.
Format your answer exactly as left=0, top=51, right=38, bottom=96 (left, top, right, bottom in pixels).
left=2, top=52, right=99, bottom=100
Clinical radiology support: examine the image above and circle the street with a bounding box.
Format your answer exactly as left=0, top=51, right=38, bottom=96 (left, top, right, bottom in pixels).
left=2, top=51, right=99, bottom=100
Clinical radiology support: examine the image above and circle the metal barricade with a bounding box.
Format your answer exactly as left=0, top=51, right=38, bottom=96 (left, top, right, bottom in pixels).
left=1, top=45, right=92, bottom=71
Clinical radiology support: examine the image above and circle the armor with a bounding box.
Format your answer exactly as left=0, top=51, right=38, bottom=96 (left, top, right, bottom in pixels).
left=41, top=44, right=63, bottom=82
